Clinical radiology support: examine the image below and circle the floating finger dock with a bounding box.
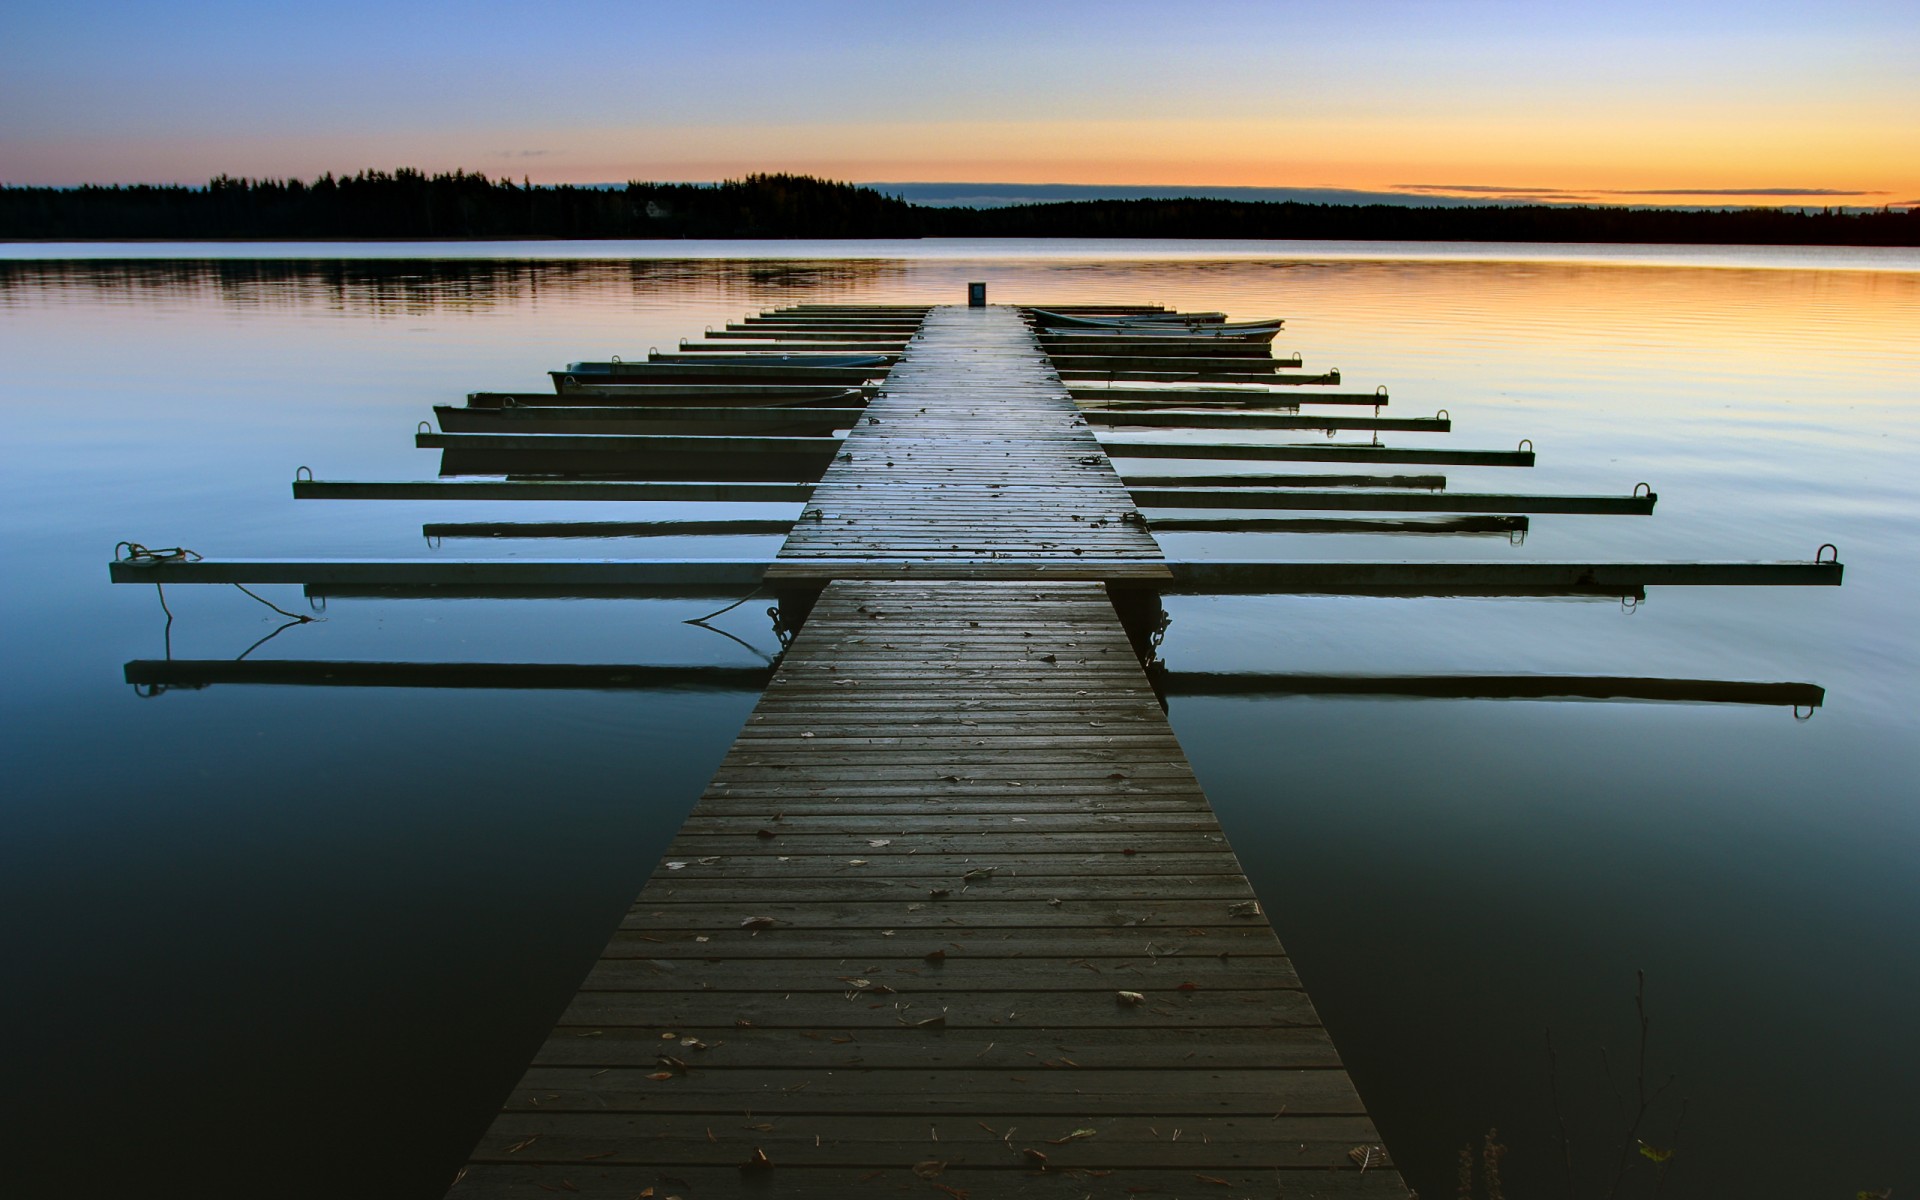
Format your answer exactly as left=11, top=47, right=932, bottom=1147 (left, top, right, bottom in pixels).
left=111, top=296, right=1844, bottom=1198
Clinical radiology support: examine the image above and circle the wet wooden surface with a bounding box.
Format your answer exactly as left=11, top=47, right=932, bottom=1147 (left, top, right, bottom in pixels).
left=447, top=307, right=1402, bottom=1197
left=776, top=306, right=1167, bottom=571
left=449, top=582, right=1400, bottom=1197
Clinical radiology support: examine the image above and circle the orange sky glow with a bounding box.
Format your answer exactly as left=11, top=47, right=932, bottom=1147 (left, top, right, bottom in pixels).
left=4, top=1, right=1916, bottom=207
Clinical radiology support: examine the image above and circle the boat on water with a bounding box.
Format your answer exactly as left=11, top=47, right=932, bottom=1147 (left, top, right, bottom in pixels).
left=579, top=353, right=893, bottom=371
left=1030, top=309, right=1224, bottom=326
left=1029, top=309, right=1283, bottom=337
left=551, top=362, right=885, bottom=390
left=473, top=385, right=869, bottom=409
left=1038, top=325, right=1282, bottom=344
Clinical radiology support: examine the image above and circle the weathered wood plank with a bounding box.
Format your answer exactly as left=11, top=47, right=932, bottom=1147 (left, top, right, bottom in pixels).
left=467, top=1111, right=1374, bottom=1163
left=501, top=1065, right=1367, bottom=1114
left=446, top=307, right=1401, bottom=1196
left=775, top=306, right=1164, bottom=570
left=451, top=1164, right=1408, bottom=1199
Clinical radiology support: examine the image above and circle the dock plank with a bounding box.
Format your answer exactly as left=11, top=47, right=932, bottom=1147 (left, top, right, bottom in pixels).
left=447, top=306, right=1403, bottom=1197
left=450, top=579, right=1400, bottom=1195
left=776, top=306, right=1163, bottom=567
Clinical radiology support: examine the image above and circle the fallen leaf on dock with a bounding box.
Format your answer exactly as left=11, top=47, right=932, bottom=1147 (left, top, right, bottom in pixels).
left=1046, top=1128, right=1098, bottom=1144
left=1022, top=1148, right=1049, bottom=1168
left=1116, top=991, right=1146, bottom=1006
left=924, top=949, right=947, bottom=963
left=741, top=916, right=778, bottom=929
left=912, top=1160, right=947, bottom=1179
left=1194, top=1174, right=1233, bottom=1186
left=739, top=1148, right=772, bottom=1172
left=505, top=1136, right=538, bottom=1154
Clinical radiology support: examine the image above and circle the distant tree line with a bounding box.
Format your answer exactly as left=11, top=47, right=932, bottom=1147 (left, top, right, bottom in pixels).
left=3, top=169, right=1915, bottom=245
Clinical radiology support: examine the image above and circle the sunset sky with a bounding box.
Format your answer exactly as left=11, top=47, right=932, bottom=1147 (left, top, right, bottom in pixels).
left=4, top=0, right=1916, bottom=206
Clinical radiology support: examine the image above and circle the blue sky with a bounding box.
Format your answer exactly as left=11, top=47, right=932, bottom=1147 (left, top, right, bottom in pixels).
left=4, top=0, right=1915, bottom=204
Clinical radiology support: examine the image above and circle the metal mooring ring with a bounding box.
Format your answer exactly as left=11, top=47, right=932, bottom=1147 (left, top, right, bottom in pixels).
left=295, top=465, right=313, bottom=481
left=1518, top=439, right=1533, bottom=453
left=1634, top=482, right=1652, bottom=497
left=1816, top=543, right=1839, bottom=564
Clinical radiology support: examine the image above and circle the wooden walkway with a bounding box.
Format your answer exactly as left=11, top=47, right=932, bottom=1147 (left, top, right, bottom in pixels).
left=448, top=307, right=1404, bottom=1197
left=771, top=305, right=1169, bottom=581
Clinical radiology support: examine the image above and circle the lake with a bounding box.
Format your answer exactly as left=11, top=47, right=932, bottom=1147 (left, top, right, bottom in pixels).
left=2, top=240, right=1916, bottom=1198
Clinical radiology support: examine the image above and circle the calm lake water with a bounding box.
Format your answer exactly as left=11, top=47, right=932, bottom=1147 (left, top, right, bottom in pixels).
left=2, top=241, right=1916, bottom=1198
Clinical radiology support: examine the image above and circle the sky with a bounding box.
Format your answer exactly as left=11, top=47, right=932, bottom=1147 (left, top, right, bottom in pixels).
left=3, top=0, right=1916, bottom=206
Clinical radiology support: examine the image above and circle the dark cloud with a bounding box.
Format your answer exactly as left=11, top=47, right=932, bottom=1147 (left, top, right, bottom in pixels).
left=1393, top=183, right=1571, bottom=194
left=1396, top=182, right=1884, bottom=198
left=1604, top=187, right=1885, bottom=196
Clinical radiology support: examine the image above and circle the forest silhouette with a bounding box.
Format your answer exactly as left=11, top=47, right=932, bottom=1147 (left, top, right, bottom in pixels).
left=4, top=170, right=1914, bottom=245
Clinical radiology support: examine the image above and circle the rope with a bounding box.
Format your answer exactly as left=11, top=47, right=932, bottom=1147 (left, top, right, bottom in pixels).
left=116, top=541, right=202, bottom=563
left=684, top=584, right=767, bottom=625
left=231, top=583, right=316, bottom=623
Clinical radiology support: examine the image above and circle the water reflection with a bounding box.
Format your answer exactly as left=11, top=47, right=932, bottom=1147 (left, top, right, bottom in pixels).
left=0, top=256, right=910, bottom=315
left=2, top=248, right=1915, bottom=1199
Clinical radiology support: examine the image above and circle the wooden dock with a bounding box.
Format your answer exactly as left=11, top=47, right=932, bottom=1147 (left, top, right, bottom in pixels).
left=109, top=297, right=1844, bottom=1197
left=446, top=306, right=1406, bottom=1197
left=771, top=306, right=1168, bottom=577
